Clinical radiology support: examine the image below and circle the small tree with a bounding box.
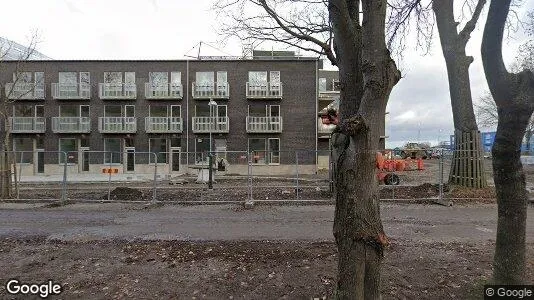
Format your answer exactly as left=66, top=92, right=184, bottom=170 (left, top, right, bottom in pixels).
left=0, top=35, right=40, bottom=199
left=481, top=0, right=534, bottom=284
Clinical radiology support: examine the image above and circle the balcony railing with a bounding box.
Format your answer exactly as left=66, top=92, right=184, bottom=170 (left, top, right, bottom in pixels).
left=192, top=82, right=229, bottom=99
left=5, top=83, right=45, bottom=100
left=192, top=116, right=229, bottom=133
left=246, top=116, right=283, bottom=133
left=145, top=117, right=183, bottom=133
left=51, top=83, right=91, bottom=99
left=9, top=117, right=46, bottom=133
left=98, top=83, right=137, bottom=99
left=246, top=82, right=283, bottom=99
left=144, top=83, right=183, bottom=99
left=317, top=118, right=336, bottom=135
left=52, top=117, right=91, bottom=133
left=98, top=117, right=137, bottom=133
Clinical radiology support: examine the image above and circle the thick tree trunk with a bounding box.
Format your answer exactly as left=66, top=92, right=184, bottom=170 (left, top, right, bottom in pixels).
left=329, top=1, right=400, bottom=298
left=433, top=0, right=487, bottom=188
left=492, top=109, right=530, bottom=284
left=482, top=0, right=534, bottom=284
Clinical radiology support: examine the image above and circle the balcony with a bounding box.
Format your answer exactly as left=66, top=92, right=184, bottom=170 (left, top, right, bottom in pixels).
left=317, top=118, right=336, bottom=136
left=144, top=83, right=183, bottom=99
left=246, top=82, right=283, bottom=99
left=246, top=116, right=283, bottom=133
left=192, top=82, right=229, bottom=99
left=192, top=116, right=229, bottom=133
left=145, top=117, right=183, bottom=133
left=5, top=83, right=45, bottom=100
left=98, top=117, right=137, bottom=133
left=98, top=83, right=137, bottom=99
left=9, top=117, right=46, bottom=133
left=52, top=117, right=91, bottom=133
left=51, top=83, right=91, bottom=100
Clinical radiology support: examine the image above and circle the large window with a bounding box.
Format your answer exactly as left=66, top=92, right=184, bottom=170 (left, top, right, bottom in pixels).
left=248, top=138, right=280, bottom=164
left=59, top=139, right=77, bottom=164
left=319, top=78, right=327, bottom=92
left=149, top=139, right=167, bottom=164
left=104, top=138, right=122, bottom=164
left=195, top=138, right=210, bottom=164
left=13, top=138, right=33, bottom=163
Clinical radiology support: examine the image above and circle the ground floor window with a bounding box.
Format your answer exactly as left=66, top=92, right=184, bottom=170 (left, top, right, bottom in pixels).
left=13, top=138, right=33, bottom=163
left=248, top=138, right=280, bottom=164
left=104, top=138, right=122, bottom=164
left=59, top=138, right=77, bottom=164
left=149, top=138, right=168, bottom=164
left=195, top=137, right=210, bottom=164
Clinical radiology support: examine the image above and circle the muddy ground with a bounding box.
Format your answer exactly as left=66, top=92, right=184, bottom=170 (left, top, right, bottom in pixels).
left=1, top=238, right=532, bottom=299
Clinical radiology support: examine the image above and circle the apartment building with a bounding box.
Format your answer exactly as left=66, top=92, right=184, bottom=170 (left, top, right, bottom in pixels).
left=0, top=58, right=319, bottom=176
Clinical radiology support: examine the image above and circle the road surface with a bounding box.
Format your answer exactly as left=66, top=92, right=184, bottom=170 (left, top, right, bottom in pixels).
left=0, top=203, right=533, bottom=242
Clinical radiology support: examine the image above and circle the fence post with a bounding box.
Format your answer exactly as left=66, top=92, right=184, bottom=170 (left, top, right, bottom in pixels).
left=245, top=151, right=254, bottom=207
left=61, top=151, right=67, bottom=204
left=17, top=151, right=23, bottom=199
left=152, top=152, right=157, bottom=204
left=295, top=151, right=300, bottom=200
left=107, top=152, right=112, bottom=201
left=439, top=151, right=444, bottom=202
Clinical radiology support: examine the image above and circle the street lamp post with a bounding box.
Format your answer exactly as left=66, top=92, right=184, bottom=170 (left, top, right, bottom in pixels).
left=208, top=99, right=217, bottom=189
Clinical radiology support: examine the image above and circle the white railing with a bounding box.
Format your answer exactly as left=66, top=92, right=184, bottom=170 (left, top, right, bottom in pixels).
left=317, top=118, right=336, bottom=135
left=145, top=117, right=183, bottom=133
left=144, top=83, right=183, bottom=99
left=246, top=82, right=283, bottom=99
left=192, top=116, right=229, bottom=133
left=192, top=82, right=229, bottom=99
left=98, top=83, right=137, bottom=99
left=246, top=116, right=283, bottom=133
left=5, top=83, right=45, bottom=100
left=9, top=117, right=46, bottom=133
left=98, top=117, right=137, bottom=133
left=51, top=83, right=91, bottom=99
left=52, top=117, right=91, bottom=133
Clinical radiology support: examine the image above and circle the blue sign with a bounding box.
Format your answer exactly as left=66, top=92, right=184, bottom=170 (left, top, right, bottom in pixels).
left=482, top=132, right=496, bottom=146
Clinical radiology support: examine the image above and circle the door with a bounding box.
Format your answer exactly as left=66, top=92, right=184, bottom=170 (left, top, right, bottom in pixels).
left=80, top=147, right=90, bottom=172
left=124, top=105, right=135, bottom=131
left=124, top=147, right=135, bottom=172
left=36, top=149, right=44, bottom=174
left=170, top=147, right=181, bottom=172
left=216, top=105, right=227, bottom=131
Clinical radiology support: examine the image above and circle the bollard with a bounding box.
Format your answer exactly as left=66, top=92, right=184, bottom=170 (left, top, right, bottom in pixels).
left=245, top=151, right=254, bottom=208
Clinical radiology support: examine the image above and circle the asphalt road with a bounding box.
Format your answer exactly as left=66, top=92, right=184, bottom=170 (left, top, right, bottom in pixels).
left=0, top=203, right=533, bottom=242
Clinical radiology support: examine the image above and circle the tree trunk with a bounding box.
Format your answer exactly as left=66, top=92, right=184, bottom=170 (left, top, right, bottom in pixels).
left=329, top=1, right=400, bottom=298
left=433, top=0, right=487, bottom=188
left=492, top=110, right=530, bottom=284
left=481, top=0, right=534, bottom=284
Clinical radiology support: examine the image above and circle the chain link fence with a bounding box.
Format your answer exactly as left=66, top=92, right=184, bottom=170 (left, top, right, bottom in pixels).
left=1, top=148, right=523, bottom=205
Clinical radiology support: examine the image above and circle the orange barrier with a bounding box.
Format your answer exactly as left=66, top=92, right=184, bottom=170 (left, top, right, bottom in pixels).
left=376, top=152, right=385, bottom=169
left=417, top=158, right=424, bottom=170
left=102, top=168, right=119, bottom=174
left=395, top=160, right=405, bottom=171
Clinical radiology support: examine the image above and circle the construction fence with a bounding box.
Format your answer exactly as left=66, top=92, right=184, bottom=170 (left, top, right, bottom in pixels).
left=1, top=149, right=527, bottom=204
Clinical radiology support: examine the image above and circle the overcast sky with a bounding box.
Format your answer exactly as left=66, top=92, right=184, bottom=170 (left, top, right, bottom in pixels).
left=1, top=0, right=532, bottom=148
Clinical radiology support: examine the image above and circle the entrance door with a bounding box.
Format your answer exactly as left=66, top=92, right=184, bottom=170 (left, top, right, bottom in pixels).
left=80, top=147, right=90, bottom=172
left=124, top=147, right=135, bottom=172
left=170, top=147, right=181, bottom=172
left=35, top=149, right=44, bottom=174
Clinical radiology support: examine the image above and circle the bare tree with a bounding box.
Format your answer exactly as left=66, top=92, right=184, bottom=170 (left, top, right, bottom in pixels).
left=0, top=34, right=40, bottom=199
left=215, top=0, right=401, bottom=298
left=481, top=0, right=534, bottom=284
left=476, top=91, right=534, bottom=153
left=388, top=0, right=489, bottom=188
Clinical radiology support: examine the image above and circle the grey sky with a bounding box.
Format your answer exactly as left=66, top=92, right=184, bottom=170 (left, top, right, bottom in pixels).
left=0, top=0, right=532, bottom=148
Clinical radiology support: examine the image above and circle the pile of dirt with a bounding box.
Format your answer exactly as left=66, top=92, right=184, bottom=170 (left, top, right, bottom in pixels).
left=103, top=187, right=144, bottom=201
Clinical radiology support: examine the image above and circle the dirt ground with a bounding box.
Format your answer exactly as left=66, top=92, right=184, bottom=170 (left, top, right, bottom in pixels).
left=0, top=238, right=532, bottom=299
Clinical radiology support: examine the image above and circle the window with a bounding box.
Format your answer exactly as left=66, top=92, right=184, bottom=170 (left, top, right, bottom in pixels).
left=149, top=139, right=167, bottom=164
left=171, top=72, right=181, bottom=84
left=249, top=71, right=268, bottom=83
left=13, top=138, right=33, bottom=163
left=104, top=138, right=122, bottom=164
left=149, top=72, right=168, bottom=85
left=104, top=105, right=134, bottom=117
left=13, top=105, right=43, bottom=117
left=248, top=138, right=280, bottom=164
left=319, top=78, right=327, bottom=92
left=196, top=72, right=214, bottom=84
left=59, top=139, right=77, bottom=164
left=149, top=106, right=167, bottom=117
left=195, top=138, right=210, bottom=164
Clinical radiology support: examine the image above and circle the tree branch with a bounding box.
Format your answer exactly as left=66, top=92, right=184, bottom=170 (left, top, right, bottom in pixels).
left=458, top=0, right=486, bottom=45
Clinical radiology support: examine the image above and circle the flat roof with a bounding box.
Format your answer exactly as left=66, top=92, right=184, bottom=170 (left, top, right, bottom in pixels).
left=2, top=57, right=319, bottom=63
